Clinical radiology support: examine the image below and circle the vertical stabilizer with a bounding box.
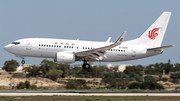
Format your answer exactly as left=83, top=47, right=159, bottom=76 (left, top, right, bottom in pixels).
left=137, top=12, right=171, bottom=47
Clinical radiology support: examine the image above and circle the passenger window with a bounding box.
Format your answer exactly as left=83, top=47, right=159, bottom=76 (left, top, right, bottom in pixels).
left=64, top=46, right=66, bottom=48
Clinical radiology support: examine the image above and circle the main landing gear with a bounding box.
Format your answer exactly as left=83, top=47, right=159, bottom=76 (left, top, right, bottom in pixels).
left=82, top=60, right=90, bottom=69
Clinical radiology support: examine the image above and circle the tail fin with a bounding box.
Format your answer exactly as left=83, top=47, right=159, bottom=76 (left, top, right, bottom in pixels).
left=137, top=12, right=171, bottom=47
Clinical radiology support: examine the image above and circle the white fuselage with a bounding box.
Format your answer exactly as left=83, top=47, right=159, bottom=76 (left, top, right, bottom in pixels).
left=4, top=38, right=162, bottom=63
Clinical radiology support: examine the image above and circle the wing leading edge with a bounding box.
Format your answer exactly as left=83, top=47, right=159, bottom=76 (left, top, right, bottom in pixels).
left=75, top=31, right=127, bottom=61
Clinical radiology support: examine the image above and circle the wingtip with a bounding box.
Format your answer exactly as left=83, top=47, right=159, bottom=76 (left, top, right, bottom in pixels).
left=115, top=31, right=127, bottom=43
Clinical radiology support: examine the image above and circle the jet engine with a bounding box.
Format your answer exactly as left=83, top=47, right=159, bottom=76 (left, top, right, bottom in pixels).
left=55, top=52, right=75, bottom=63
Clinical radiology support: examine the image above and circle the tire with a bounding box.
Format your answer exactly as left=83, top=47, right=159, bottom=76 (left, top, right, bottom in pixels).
left=21, top=60, right=25, bottom=64
left=82, top=63, right=90, bottom=69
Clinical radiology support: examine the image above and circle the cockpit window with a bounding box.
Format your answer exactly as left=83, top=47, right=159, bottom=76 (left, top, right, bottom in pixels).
left=12, top=42, right=20, bottom=45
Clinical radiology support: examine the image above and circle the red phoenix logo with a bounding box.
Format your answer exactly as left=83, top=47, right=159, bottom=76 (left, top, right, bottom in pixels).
left=148, top=28, right=160, bottom=40
left=119, top=38, right=123, bottom=42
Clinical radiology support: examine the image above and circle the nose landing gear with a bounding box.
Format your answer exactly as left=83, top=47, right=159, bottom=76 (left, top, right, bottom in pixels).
left=21, top=58, right=25, bottom=65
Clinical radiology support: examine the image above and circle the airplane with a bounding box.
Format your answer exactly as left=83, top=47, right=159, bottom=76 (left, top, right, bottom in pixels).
left=4, top=12, right=173, bottom=69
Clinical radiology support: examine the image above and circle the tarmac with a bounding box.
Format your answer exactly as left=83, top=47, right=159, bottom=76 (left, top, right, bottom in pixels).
left=0, top=91, right=180, bottom=96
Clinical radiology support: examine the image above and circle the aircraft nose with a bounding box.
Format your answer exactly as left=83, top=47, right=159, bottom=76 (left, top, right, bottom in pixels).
left=4, top=44, right=12, bottom=52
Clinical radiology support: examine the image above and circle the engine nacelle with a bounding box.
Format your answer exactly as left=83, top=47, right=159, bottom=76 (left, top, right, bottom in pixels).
left=55, top=52, right=75, bottom=63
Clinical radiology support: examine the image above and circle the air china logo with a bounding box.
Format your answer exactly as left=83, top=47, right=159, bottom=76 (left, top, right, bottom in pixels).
left=148, top=28, right=160, bottom=40
left=119, top=38, right=123, bottom=42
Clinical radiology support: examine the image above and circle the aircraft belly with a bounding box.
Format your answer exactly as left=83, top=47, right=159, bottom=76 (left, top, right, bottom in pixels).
left=100, top=47, right=161, bottom=62
left=102, top=51, right=131, bottom=62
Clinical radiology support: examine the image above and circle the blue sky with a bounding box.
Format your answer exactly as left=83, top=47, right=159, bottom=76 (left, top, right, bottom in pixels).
left=0, top=0, right=180, bottom=66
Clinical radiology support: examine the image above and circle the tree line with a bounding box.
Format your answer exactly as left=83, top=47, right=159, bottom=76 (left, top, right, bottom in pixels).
left=2, top=59, right=180, bottom=90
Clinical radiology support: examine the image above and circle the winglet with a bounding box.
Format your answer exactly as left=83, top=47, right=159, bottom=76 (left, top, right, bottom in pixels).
left=115, top=31, right=127, bottom=44
left=106, top=37, right=111, bottom=42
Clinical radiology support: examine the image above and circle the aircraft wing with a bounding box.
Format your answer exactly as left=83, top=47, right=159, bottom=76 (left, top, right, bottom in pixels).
left=75, top=31, right=126, bottom=60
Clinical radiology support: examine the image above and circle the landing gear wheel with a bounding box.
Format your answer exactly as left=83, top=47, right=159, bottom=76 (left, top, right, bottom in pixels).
left=21, top=60, right=25, bottom=65
left=82, top=63, right=90, bottom=69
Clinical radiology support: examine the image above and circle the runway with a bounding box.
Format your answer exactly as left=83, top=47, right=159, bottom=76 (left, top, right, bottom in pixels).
left=0, top=91, right=180, bottom=96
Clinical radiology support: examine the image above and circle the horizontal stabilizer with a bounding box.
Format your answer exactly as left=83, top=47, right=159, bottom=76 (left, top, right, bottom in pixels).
left=147, top=45, right=174, bottom=51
